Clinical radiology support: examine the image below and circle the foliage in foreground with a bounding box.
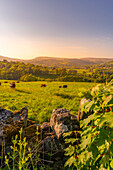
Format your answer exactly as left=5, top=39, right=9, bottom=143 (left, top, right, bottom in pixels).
left=64, top=80, right=113, bottom=169
left=1, top=127, right=52, bottom=170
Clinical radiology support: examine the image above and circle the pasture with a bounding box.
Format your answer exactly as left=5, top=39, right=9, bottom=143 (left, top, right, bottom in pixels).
left=0, top=80, right=96, bottom=124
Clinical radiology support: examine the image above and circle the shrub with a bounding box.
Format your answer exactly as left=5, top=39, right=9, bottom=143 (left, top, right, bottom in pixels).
left=64, top=80, right=113, bottom=169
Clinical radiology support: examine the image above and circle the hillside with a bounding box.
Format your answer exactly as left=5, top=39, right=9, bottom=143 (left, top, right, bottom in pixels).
left=22, top=57, right=113, bottom=68
left=25, top=57, right=93, bottom=67
left=0, top=55, right=23, bottom=62
left=0, top=55, right=113, bottom=68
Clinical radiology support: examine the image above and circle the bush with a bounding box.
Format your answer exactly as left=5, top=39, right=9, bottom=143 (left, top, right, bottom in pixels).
left=64, top=80, right=113, bottom=169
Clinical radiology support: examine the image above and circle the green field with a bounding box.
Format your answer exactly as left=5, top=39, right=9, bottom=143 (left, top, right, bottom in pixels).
left=0, top=80, right=96, bottom=124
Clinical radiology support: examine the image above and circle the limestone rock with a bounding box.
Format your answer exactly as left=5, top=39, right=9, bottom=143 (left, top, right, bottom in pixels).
left=50, top=108, right=79, bottom=139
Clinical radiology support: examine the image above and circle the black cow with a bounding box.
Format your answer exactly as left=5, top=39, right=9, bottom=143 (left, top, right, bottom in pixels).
left=63, top=85, right=67, bottom=88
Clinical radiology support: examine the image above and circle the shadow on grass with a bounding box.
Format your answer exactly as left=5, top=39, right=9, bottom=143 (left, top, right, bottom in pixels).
left=55, top=93, right=75, bottom=99
left=16, top=89, right=31, bottom=94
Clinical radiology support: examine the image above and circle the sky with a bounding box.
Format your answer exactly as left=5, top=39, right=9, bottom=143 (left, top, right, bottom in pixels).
left=0, top=0, right=113, bottom=59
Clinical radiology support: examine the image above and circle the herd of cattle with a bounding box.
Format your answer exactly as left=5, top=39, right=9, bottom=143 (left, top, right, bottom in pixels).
left=41, top=84, right=67, bottom=88
left=0, top=82, right=68, bottom=88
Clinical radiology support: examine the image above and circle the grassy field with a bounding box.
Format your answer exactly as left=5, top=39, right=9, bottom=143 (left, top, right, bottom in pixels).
left=0, top=80, right=96, bottom=124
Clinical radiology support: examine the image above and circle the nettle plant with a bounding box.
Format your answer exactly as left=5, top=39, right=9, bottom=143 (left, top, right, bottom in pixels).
left=64, top=80, right=113, bottom=170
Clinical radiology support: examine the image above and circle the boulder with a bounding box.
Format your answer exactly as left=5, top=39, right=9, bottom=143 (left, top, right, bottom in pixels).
left=50, top=108, right=79, bottom=139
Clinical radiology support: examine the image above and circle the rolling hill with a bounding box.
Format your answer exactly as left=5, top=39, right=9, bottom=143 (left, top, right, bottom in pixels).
left=0, top=55, right=113, bottom=68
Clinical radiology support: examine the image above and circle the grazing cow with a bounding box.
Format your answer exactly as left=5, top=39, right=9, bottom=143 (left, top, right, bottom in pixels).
left=63, top=85, right=67, bottom=88
left=41, top=84, right=47, bottom=87
left=17, top=81, right=19, bottom=83
left=4, top=81, right=8, bottom=83
left=10, top=82, right=16, bottom=88
left=0, top=82, right=1, bottom=86
left=59, top=86, right=62, bottom=88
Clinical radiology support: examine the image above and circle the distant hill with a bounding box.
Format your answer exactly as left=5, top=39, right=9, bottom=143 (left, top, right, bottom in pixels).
left=0, top=55, right=113, bottom=68
left=0, top=55, right=24, bottom=63
left=81, top=57, right=113, bottom=63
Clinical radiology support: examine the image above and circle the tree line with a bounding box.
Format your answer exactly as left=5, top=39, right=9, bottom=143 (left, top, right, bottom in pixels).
left=0, top=59, right=113, bottom=83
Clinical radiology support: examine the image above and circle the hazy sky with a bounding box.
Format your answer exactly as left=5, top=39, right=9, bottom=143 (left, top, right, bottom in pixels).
left=0, top=0, right=113, bottom=59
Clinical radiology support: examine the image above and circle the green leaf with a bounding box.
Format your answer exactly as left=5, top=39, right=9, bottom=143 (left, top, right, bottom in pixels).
left=86, top=151, right=93, bottom=160
left=80, top=114, right=94, bottom=128
left=64, top=156, right=75, bottom=167
left=82, top=126, right=92, bottom=136
left=104, top=95, right=113, bottom=105
left=81, top=101, right=90, bottom=113
left=85, top=101, right=95, bottom=113
left=80, top=134, right=91, bottom=150
left=63, top=131, right=72, bottom=138
left=99, top=112, right=113, bottom=128
left=65, top=145, right=75, bottom=156
left=65, top=138, right=78, bottom=144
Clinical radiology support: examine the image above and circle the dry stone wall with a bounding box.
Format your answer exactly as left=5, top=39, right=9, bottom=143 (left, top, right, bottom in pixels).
left=0, top=98, right=91, bottom=169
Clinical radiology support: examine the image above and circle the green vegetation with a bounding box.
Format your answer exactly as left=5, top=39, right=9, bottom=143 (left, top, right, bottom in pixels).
left=4, top=127, right=44, bottom=170
left=64, top=80, right=113, bottom=169
left=0, top=80, right=95, bottom=124
left=1, top=59, right=113, bottom=83
left=1, top=58, right=113, bottom=169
